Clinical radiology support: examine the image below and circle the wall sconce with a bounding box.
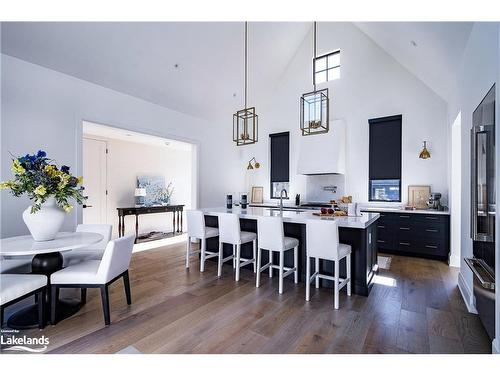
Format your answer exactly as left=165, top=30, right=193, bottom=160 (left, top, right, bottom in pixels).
left=247, top=157, right=260, bottom=170
left=419, top=141, right=431, bottom=159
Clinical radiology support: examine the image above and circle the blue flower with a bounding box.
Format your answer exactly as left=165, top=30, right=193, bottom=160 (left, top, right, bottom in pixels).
left=37, top=150, right=47, bottom=158
left=61, top=165, right=70, bottom=173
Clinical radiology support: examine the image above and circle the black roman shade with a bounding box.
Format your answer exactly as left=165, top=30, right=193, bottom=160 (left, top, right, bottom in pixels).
left=270, top=132, right=290, bottom=196
left=369, top=115, right=402, bottom=180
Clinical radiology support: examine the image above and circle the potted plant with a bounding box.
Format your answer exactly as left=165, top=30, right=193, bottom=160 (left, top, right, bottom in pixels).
left=0, top=150, right=86, bottom=241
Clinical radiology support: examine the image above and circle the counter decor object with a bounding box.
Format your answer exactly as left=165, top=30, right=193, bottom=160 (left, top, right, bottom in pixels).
left=251, top=186, right=263, bottom=203
left=240, top=193, right=248, bottom=209
left=0, top=150, right=86, bottom=241
left=226, top=194, right=233, bottom=209
left=408, top=185, right=430, bottom=209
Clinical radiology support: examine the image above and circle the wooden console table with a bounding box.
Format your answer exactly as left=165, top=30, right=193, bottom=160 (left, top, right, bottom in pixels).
left=117, top=205, right=184, bottom=241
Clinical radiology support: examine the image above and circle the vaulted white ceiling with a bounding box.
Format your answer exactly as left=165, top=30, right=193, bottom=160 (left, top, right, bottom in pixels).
left=1, top=22, right=310, bottom=120
left=1, top=22, right=474, bottom=120
left=354, top=22, right=473, bottom=101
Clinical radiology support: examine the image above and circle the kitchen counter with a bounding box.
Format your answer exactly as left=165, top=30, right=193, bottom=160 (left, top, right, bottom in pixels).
left=200, top=206, right=380, bottom=229
left=200, top=206, right=380, bottom=296
left=361, top=206, right=449, bottom=215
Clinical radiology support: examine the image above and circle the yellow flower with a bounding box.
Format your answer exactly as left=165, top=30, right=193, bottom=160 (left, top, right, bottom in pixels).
left=77, top=176, right=83, bottom=184
left=11, top=159, right=25, bottom=175
left=44, top=165, right=58, bottom=178
left=0, top=180, right=15, bottom=189
left=57, top=174, right=70, bottom=189
left=63, top=204, right=73, bottom=213
left=34, top=185, right=47, bottom=196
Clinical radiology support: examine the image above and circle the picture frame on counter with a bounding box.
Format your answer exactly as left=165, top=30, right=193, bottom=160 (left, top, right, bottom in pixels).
left=407, top=185, right=430, bottom=209
left=251, top=186, right=264, bottom=204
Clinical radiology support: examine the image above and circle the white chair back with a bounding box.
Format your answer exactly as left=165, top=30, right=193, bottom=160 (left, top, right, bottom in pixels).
left=97, top=235, right=135, bottom=283
left=186, top=210, right=206, bottom=238
left=77, top=224, right=112, bottom=250
left=306, top=219, right=340, bottom=260
left=218, top=213, right=241, bottom=244
left=257, top=216, right=284, bottom=251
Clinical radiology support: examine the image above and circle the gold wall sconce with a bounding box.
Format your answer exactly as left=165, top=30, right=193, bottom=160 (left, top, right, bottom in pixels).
left=419, top=141, right=431, bottom=159
left=247, top=157, right=260, bottom=170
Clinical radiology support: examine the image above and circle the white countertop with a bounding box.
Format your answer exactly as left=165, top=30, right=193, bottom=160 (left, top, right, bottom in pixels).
left=361, top=207, right=450, bottom=215
left=200, top=206, right=379, bottom=229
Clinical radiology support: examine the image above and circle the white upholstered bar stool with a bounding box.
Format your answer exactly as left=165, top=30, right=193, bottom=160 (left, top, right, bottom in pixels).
left=256, top=216, right=298, bottom=294
left=186, top=210, right=219, bottom=272
left=217, top=213, right=256, bottom=281
left=63, top=224, right=112, bottom=266
left=305, top=219, right=351, bottom=309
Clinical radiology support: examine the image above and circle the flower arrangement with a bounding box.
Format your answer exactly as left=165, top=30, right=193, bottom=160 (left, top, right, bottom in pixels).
left=155, top=182, right=174, bottom=205
left=0, top=150, right=86, bottom=213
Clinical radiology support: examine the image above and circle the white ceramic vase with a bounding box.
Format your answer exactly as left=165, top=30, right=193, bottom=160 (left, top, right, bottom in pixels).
left=22, top=197, right=66, bottom=241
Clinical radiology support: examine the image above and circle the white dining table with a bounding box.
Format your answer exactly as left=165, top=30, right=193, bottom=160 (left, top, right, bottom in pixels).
left=0, top=231, right=103, bottom=329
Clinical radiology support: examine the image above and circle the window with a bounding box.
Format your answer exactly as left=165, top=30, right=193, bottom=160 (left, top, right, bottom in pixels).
left=270, top=132, right=290, bottom=199
left=314, top=50, right=340, bottom=84
left=368, top=115, right=402, bottom=202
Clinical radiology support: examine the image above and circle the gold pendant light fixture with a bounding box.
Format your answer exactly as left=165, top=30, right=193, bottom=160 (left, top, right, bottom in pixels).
left=419, top=141, right=431, bottom=159
left=233, top=22, right=258, bottom=146
left=300, top=21, right=329, bottom=136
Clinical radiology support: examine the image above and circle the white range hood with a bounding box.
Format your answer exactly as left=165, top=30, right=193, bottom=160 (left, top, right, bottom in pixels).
left=297, top=119, right=346, bottom=175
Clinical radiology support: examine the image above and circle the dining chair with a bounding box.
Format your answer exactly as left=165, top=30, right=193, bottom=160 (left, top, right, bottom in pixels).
left=62, top=224, right=113, bottom=267
left=1, top=274, right=47, bottom=329
left=50, top=235, right=135, bottom=326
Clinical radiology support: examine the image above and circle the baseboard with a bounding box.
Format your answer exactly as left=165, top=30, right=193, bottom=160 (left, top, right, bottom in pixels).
left=458, top=271, right=477, bottom=314
left=448, top=253, right=461, bottom=268
left=493, top=338, right=499, bottom=354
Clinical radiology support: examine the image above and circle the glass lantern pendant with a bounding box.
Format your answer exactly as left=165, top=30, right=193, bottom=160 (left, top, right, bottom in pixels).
left=233, top=22, right=258, bottom=146
left=300, top=22, right=329, bottom=136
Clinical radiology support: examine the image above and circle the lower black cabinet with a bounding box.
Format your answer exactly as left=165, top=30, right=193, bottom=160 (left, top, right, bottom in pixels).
left=362, top=211, right=450, bottom=261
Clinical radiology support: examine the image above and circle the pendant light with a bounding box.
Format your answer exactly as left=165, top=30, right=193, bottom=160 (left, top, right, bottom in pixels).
left=419, top=141, right=431, bottom=159
left=233, top=22, right=258, bottom=146
left=300, top=22, right=329, bottom=136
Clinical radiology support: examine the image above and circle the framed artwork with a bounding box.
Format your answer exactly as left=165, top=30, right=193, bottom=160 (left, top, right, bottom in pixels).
left=251, top=186, right=264, bottom=204
left=408, top=185, right=430, bottom=209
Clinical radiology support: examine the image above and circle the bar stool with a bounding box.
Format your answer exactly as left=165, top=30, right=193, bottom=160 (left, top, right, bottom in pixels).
left=186, top=210, right=219, bottom=272
left=217, top=213, right=256, bottom=281
left=256, top=216, right=298, bottom=294
left=305, top=219, right=351, bottom=309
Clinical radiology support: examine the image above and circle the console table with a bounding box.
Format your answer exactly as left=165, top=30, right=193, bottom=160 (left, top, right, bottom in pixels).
left=117, top=205, right=184, bottom=242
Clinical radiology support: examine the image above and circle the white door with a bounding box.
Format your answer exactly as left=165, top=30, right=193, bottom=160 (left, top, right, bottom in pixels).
left=83, top=138, right=108, bottom=224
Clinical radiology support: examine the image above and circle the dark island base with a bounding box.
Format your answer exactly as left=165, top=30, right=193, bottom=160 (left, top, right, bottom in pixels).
left=204, top=216, right=378, bottom=297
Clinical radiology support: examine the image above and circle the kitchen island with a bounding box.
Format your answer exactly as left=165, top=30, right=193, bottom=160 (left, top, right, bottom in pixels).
left=200, top=207, right=380, bottom=296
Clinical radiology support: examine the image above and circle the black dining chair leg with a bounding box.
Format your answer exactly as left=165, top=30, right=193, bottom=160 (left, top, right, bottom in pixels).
left=100, top=285, right=111, bottom=325
left=123, top=271, right=132, bottom=305
left=37, top=289, right=45, bottom=329
left=81, top=288, right=87, bottom=305
left=50, top=285, right=57, bottom=325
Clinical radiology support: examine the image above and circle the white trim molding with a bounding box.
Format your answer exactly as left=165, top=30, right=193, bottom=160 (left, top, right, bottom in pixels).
left=448, top=254, right=461, bottom=268
left=458, top=271, right=478, bottom=314
left=493, top=338, right=499, bottom=354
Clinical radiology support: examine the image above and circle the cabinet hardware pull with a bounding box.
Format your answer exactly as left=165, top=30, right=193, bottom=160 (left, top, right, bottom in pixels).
left=399, top=227, right=410, bottom=230
left=377, top=240, right=386, bottom=243
left=378, top=225, right=385, bottom=229
left=426, top=229, right=438, bottom=232
left=425, top=216, right=438, bottom=220
left=399, top=242, right=410, bottom=246
left=425, top=245, right=438, bottom=249
left=400, top=215, right=410, bottom=218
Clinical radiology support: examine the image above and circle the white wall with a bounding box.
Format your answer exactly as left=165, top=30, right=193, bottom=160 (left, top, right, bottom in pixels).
left=83, top=134, right=193, bottom=237
left=446, top=24, right=499, bottom=342
left=237, top=22, right=449, bottom=207
left=1, top=54, right=242, bottom=238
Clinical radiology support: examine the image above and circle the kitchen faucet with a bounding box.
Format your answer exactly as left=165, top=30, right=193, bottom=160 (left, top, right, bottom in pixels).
left=279, top=189, right=288, bottom=212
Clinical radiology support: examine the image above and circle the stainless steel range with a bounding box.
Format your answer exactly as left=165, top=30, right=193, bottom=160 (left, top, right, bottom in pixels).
left=467, top=84, right=496, bottom=341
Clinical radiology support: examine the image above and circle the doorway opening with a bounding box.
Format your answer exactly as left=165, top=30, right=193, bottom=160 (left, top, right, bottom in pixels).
left=82, top=120, right=196, bottom=252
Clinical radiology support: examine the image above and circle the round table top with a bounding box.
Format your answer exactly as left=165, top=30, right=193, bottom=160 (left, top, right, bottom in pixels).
left=0, top=232, right=104, bottom=256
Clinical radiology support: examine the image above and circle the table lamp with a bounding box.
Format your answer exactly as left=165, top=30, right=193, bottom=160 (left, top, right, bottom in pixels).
left=135, top=188, right=147, bottom=207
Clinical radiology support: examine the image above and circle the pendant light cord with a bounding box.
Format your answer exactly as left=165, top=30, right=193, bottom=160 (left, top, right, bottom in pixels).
left=313, top=21, right=317, bottom=92
left=245, top=21, right=248, bottom=109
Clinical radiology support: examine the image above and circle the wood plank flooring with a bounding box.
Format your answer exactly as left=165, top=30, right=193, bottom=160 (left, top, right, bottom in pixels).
left=11, top=242, right=491, bottom=354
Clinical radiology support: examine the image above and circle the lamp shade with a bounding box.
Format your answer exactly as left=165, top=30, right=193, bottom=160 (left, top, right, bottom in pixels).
left=135, top=188, right=147, bottom=197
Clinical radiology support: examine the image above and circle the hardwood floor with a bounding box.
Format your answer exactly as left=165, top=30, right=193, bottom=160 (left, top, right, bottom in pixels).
left=14, top=242, right=491, bottom=354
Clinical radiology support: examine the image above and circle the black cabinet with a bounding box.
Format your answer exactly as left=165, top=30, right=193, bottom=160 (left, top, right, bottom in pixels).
left=363, top=211, right=450, bottom=260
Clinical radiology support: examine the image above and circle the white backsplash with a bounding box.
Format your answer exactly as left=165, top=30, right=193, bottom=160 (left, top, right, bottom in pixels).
left=305, top=174, right=346, bottom=202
